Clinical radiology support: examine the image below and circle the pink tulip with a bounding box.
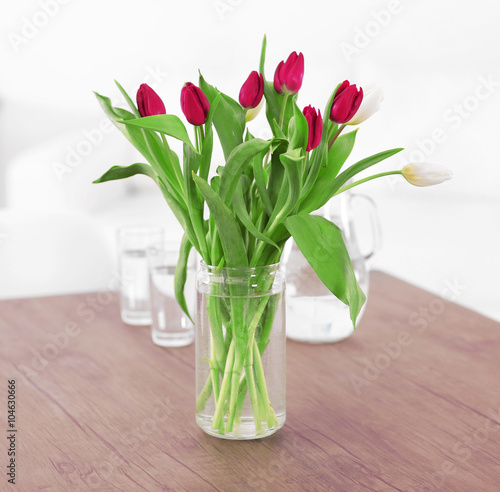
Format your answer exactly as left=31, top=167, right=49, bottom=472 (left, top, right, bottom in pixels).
left=180, top=82, right=210, bottom=126
left=136, top=83, right=166, bottom=117
left=302, top=105, right=323, bottom=151
left=273, top=52, right=304, bottom=95
left=239, top=71, right=264, bottom=109
left=330, top=80, right=363, bottom=123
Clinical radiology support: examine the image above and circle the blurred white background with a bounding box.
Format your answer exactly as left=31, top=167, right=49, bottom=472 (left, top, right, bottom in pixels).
left=0, top=0, right=499, bottom=320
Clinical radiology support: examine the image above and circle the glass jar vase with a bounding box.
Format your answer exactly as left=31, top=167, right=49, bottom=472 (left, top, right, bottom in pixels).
left=195, top=263, right=286, bottom=440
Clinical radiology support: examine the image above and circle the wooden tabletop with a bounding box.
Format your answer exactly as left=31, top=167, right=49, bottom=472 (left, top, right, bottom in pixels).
left=1, top=271, right=499, bottom=491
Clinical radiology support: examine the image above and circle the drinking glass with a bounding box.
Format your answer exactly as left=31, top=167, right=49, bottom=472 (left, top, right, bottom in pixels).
left=148, top=241, right=195, bottom=347
left=117, top=225, right=164, bottom=326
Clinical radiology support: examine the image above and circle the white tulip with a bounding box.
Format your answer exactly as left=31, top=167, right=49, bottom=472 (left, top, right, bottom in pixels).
left=245, top=97, right=264, bottom=122
left=347, top=83, right=384, bottom=125
left=401, top=162, right=453, bottom=187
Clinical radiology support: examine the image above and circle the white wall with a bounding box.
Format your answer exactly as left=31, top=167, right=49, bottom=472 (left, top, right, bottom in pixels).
left=0, top=0, right=498, bottom=319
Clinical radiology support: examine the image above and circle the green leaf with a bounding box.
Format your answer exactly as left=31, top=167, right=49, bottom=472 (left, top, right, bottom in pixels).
left=284, top=214, right=366, bottom=325
left=300, top=130, right=357, bottom=213
left=114, top=80, right=140, bottom=117
left=192, top=174, right=248, bottom=268
left=120, top=115, right=194, bottom=148
left=328, top=130, right=358, bottom=177
left=263, top=84, right=296, bottom=138
left=156, top=177, right=197, bottom=252
left=267, top=149, right=304, bottom=228
left=94, top=92, right=164, bottom=171
left=200, top=93, right=221, bottom=181
left=218, top=138, right=272, bottom=206
left=199, top=74, right=245, bottom=160
left=233, top=178, right=280, bottom=253
left=94, top=91, right=136, bottom=123
left=259, top=35, right=267, bottom=75
left=252, top=152, right=273, bottom=217
left=183, top=144, right=209, bottom=260
left=300, top=86, right=338, bottom=200
left=93, top=163, right=157, bottom=184
left=267, top=140, right=288, bottom=206
left=330, top=148, right=404, bottom=196
left=174, top=233, right=194, bottom=322
left=288, top=104, right=309, bottom=152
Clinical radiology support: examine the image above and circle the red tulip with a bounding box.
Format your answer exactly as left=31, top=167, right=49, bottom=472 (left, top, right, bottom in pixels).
left=239, top=71, right=264, bottom=109
left=180, top=82, right=210, bottom=126
left=302, top=105, right=323, bottom=152
left=273, top=52, right=304, bottom=95
left=330, top=80, right=363, bottom=123
left=136, top=83, right=166, bottom=117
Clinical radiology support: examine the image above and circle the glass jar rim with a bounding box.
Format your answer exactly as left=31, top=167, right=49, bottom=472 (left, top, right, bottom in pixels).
left=199, top=261, right=281, bottom=274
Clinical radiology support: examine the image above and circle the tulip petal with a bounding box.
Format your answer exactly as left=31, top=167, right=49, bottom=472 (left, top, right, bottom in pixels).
left=401, top=163, right=453, bottom=187
left=274, top=61, right=285, bottom=93
left=347, top=84, right=384, bottom=125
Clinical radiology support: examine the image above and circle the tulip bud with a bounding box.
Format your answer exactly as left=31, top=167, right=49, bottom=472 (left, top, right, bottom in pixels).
left=302, top=105, right=323, bottom=152
left=401, top=163, right=453, bottom=187
left=239, top=71, right=264, bottom=109
left=136, top=83, right=166, bottom=117
left=273, top=52, right=304, bottom=95
left=347, top=83, right=383, bottom=125
left=330, top=80, right=363, bottom=124
left=180, top=82, right=210, bottom=126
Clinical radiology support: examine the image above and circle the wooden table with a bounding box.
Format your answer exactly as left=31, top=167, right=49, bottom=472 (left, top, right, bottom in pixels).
left=1, top=271, right=499, bottom=491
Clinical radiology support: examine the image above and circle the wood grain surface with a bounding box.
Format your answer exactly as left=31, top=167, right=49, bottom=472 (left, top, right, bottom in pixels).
left=0, top=271, right=499, bottom=491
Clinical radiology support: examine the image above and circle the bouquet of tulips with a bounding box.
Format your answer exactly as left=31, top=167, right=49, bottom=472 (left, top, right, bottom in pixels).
left=93, top=37, right=450, bottom=435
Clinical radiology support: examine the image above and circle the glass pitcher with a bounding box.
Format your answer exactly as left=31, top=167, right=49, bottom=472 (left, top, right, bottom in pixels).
left=283, top=191, right=381, bottom=343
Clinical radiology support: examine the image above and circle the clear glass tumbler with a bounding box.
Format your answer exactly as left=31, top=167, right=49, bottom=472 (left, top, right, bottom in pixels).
left=148, top=241, right=195, bottom=347
left=117, top=225, right=164, bottom=326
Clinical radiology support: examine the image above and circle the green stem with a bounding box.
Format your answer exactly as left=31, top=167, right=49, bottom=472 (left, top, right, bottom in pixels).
left=253, top=339, right=278, bottom=427
left=196, top=377, right=212, bottom=413
left=279, top=94, right=290, bottom=130
left=328, top=123, right=346, bottom=151
left=195, top=125, right=205, bottom=153
left=194, top=126, right=200, bottom=152
left=212, top=339, right=236, bottom=432
left=226, top=344, right=245, bottom=432
left=244, top=341, right=262, bottom=431
left=207, top=297, right=226, bottom=372
left=210, top=332, right=221, bottom=405
left=334, top=171, right=402, bottom=195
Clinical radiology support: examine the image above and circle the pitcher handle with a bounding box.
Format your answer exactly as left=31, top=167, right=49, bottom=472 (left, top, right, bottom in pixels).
left=349, top=193, right=382, bottom=262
